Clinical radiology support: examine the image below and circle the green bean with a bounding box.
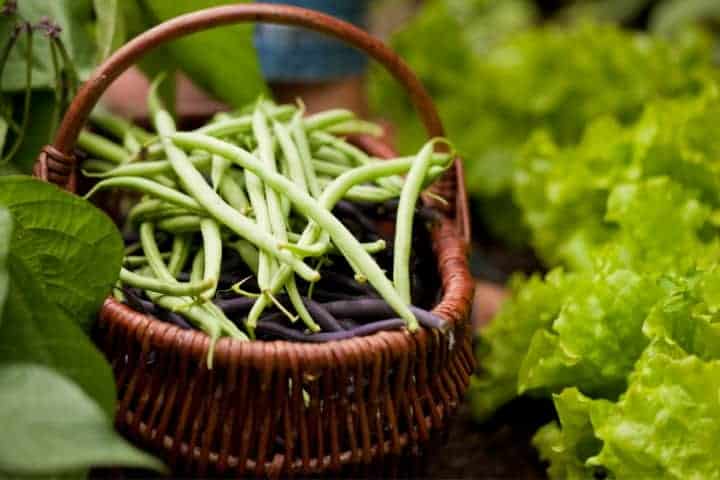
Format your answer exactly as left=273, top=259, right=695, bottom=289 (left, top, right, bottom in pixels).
left=140, top=222, right=176, bottom=283
left=227, top=239, right=259, bottom=274
left=274, top=120, right=308, bottom=194
left=211, top=154, right=231, bottom=191
left=128, top=142, right=165, bottom=162
left=90, top=105, right=153, bottom=143
left=123, top=131, right=142, bottom=155
left=312, top=159, right=348, bottom=177
left=194, top=104, right=296, bottom=137
left=86, top=177, right=202, bottom=212
left=280, top=238, right=386, bottom=257
left=240, top=147, right=450, bottom=329
left=81, top=158, right=116, bottom=173
left=124, top=242, right=142, bottom=256
left=210, top=111, right=232, bottom=122
left=316, top=180, right=398, bottom=203
left=251, top=108, right=284, bottom=294
left=167, top=234, right=192, bottom=278
left=82, top=153, right=210, bottom=178
left=253, top=108, right=286, bottom=249
left=278, top=152, right=292, bottom=218
left=255, top=107, right=317, bottom=330
left=310, top=131, right=368, bottom=164
left=171, top=132, right=420, bottom=330
left=151, top=174, right=177, bottom=189
left=312, top=155, right=449, bottom=180
left=128, top=199, right=193, bottom=225
left=113, top=284, right=126, bottom=303
left=311, top=131, right=402, bottom=192
left=303, top=109, right=355, bottom=131
left=394, top=141, right=441, bottom=303
left=156, top=215, right=205, bottom=233
left=314, top=145, right=352, bottom=166
left=218, top=171, right=250, bottom=214
left=78, top=129, right=130, bottom=164
left=120, top=267, right=214, bottom=296
left=291, top=111, right=323, bottom=199
left=191, top=247, right=204, bottom=283
left=123, top=253, right=170, bottom=268
left=139, top=220, right=245, bottom=357
left=325, top=119, right=383, bottom=137
left=274, top=120, right=322, bottom=330
left=150, top=99, right=319, bottom=282
left=200, top=219, right=222, bottom=300
left=145, top=289, right=246, bottom=368
left=245, top=170, right=273, bottom=290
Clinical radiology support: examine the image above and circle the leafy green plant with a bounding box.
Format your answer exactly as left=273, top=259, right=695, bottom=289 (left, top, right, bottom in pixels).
left=123, top=0, right=265, bottom=108
left=0, top=0, right=124, bottom=173
left=0, top=176, right=164, bottom=477
left=371, top=5, right=716, bottom=245
left=0, top=363, right=163, bottom=477
left=535, top=337, right=720, bottom=479
left=471, top=86, right=720, bottom=478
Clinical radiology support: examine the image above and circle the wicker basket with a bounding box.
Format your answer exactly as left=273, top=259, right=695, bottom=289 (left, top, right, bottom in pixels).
left=33, top=4, right=475, bottom=477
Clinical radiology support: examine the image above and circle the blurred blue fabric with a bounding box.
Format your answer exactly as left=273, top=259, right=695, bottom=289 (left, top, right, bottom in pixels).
left=253, top=0, right=369, bottom=82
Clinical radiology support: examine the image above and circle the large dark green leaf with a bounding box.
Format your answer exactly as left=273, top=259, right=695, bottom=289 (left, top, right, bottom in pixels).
left=0, top=363, right=165, bottom=476
left=93, top=0, right=125, bottom=61
left=0, top=0, right=98, bottom=91
left=0, top=176, right=123, bottom=329
left=0, top=251, right=116, bottom=415
left=139, top=0, right=266, bottom=107
left=0, top=207, right=10, bottom=325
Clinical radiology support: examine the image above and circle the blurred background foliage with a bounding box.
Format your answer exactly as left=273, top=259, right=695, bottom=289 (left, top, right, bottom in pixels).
left=369, top=0, right=720, bottom=250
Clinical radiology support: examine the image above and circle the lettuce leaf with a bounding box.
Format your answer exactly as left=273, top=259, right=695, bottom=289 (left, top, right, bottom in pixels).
left=519, top=268, right=663, bottom=399
left=532, top=265, right=720, bottom=478
left=372, top=14, right=716, bottom=244
left=588, top=339, right=720, bottom=478
left=474, top=172, right=720, bottom=423
left=533, top=388, right=605, bottom=480
left=643, top=269, right=720, bottom=362
left=537, top=339, right=720, bottom=479
left=469, top=269, right=569, bottom=420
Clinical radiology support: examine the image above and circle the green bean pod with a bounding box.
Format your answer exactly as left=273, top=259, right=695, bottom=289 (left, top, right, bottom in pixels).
left=150, top=96, right=319, bottom=282
left=171, top=132, right=421, bottom=331
left=120, top=267, right=214, bottom=296
left=86, top=177, right=203, bottom=212
left=78, top=129, right=129, bottom=164
left=167, top=234, right=192, bottom=278
left=156, top=215, right=205, bottom=233
left=82, top=153, right=210, bottom=179
left=200, top=218, right=222, bottom=300
left=291, top=111, right=323, bottom=198
left=238, top=145, right=451, bottom=329
left=218, top=171, right=250, bottom=214
left=393, top=140, right=442, bottom=303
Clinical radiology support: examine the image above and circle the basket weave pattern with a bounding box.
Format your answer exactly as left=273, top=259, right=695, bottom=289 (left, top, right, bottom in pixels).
left=95, top=219, right=473, bottom=476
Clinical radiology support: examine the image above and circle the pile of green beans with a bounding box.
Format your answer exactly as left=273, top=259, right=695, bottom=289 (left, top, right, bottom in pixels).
left=81, top=78, right=452, bottom=365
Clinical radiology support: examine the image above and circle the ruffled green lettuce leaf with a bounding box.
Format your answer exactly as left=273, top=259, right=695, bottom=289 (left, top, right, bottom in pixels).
left=643, top=269, right=720, bottom=361
left=519, top=268, right=663, bottom=398
left=372, top=14, right=716, bottom=245
left=588, top=339, right=720, bottom=479
left=533, top=388, right=605, bottom=480
left=469, top=269, right=569, bottom=420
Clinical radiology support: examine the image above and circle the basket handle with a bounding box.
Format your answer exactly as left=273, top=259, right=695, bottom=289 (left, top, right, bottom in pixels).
left=33, top=2, right=470, bottom=246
